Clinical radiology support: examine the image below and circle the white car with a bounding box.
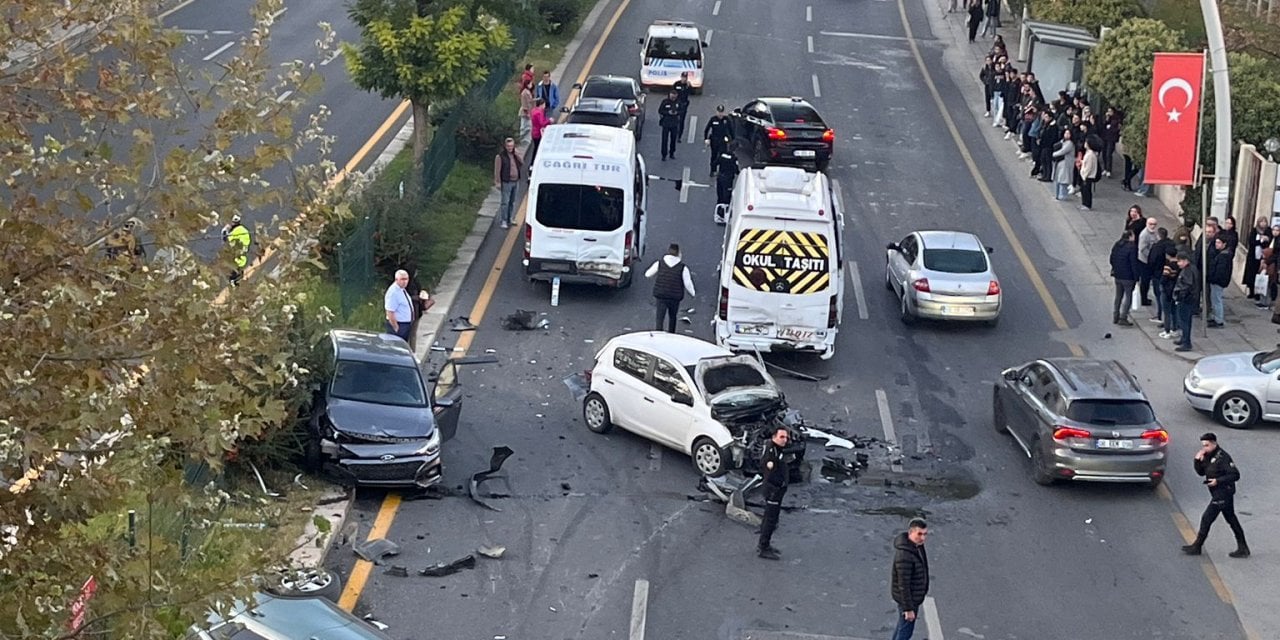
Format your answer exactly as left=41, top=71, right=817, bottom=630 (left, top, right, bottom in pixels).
left=1184, top=348, right=1280, bottom=428
left=581, top=332, right=805, bottom=476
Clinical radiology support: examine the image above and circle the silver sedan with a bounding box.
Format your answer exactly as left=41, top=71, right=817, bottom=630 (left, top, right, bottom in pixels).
left=1183, top=348, right=1280, bottom=428
left=885, top=230, right=1002, bottom=326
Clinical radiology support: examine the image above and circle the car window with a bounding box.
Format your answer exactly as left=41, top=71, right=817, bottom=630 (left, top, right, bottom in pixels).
left=1252, top=349, right=1280, bottom=373
left=331, top=361, right=426, bottom=407
left=535, top=184, right=625, bottom=231
left=922, top=248, right=988, bottom=274
left=651, top=359, right=691, bottom=397
left=899, top=236, right=918, bottom=263
left=646, top=37, right=700, bottom=60
left=747, top=102, right=769, bottom=118
left=1066, top=400, right=1155, bottom=425
left=565, top=111, right=629, bottom=127
left=583, top=81, right=635, bottom=100
left=613, top=347, right=653, bottom=382
left=771, top=103, right=822, bottom=124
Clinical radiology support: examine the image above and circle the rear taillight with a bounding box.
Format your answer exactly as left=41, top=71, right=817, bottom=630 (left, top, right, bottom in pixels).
left=1141, top=429, right=1169, bottom=444
left=623, top=231, right=634, bottom=265
left=828, top=294, right=839, bottom=328
left=911, top=278, right=930, bottom=292
left=524, top=224, right=532, bottom=259
left=1052, top=426, right=1092, bottom=442
left=718, top=286, right=729, bottom=320
left=821, top=128, right=834, bottom=143
left=767, top=127, right=787, bottom=140
left=987, top=280, right=1001, bottom=296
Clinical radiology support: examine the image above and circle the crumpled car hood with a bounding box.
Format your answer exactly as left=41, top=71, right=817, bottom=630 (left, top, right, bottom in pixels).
left=327, top=397, right=435, bottom=440
left=694, top=355, right=785, bottom=423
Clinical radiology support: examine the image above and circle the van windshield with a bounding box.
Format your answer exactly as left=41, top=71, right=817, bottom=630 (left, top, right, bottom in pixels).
left=646, top=37, right=700, bottom=60
left=535, top=184, right=625, bottom=231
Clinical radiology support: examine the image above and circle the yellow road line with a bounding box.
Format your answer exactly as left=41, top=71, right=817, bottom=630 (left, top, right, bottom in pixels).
left=1200, top=561, right=1234, bottom=605
left=327, top=100, right=412, bottom=189
left=337, top=0, right=635, bottom=612
left=894, top=0, right=1082, bottom=358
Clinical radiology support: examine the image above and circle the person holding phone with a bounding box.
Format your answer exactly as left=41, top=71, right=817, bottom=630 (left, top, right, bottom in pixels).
left=1182, top=433, right=1249, bottom=558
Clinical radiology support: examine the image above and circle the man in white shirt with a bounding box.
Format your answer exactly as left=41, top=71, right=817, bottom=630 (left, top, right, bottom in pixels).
left=644, top=243, right=696, bottom=332
left=384, top=270, right=415, bottom=343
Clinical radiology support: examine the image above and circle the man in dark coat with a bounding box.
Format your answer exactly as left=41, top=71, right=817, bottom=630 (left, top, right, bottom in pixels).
left=1183, top=433, right=1249, bottom=558
left=658, top=91, right=682, bottom=161
left=1109, top=230, right=1141, bottom=326
left=1206, top=236, right=1233, bottom=328
left=1147, top=227, right=1176, bottom=322
left=703, top=104, right=733, bottom=176
left=1173, top=252, right=1201, bottom=352
left=756, top=427, right=791, bottom=560
left=890, top=518, right=930, bottom=640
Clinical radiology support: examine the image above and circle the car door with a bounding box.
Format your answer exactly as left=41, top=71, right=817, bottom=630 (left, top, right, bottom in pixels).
left=733, top=101, right=759, bottom=146
left=1006, top=364, right=1047, bottom=447
left=1018, top=365, right=1062, bottom=444
left=428, top=355, right=498, bottom=442
left=644, top=357, right=697, bottom=449
left=889, top=234, right=918, bottom=295
left=607, top=347, right=657, bottom=436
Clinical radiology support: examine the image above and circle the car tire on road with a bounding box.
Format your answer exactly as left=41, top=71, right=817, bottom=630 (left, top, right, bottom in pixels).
left=1030, top=443, right=1056, bottom=486
left=691, top=436, right=728, bottom=477
left=583, top=392, right=614, bottom=434
left=1214, top=391, right=1260, bottom=429
left=264, top=567, right=343, bottom=603
left=884, top=263, right=894, bottom=292
left=992, top=391, right=1009, bottom=434
left=899, top=291, right=915, bottom=325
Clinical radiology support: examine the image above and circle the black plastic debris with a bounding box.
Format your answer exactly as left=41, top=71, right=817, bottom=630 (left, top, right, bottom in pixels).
left=353, top=538, right=401, bottom=565
left=420, top=554, right=477, bottom=577
left=468, top=446, right=515, bottom=511
left=450, top=316, right=478, bottom=331
left=501, top=309, right=538, bottom=330
left=384, top=565, right=409, bottom=577
left=559, top=482, right=572, bottom=491
left=820, top=456, right=860, bottom=482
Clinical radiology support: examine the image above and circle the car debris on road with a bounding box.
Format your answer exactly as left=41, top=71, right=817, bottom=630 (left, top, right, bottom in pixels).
left=468, top=446, right=515, bottom=511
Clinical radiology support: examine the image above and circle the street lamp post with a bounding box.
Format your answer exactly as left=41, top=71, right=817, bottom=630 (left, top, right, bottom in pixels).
left=1200, top=0, right=1233, bottom=224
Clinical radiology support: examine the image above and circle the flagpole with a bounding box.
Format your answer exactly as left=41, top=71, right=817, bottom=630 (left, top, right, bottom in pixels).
left=1191, top=50, right=1208, bottom=194
left=1194, top=49, right=1209, bottom=340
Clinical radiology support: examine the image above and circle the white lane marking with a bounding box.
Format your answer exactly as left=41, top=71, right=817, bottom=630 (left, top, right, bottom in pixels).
left=269, top=8, right=287, bottom=21
left=876, top=389, right=902, bottom=472
left=686, top=115, right=698, bottom=144
left=819, top=30, right=911, bottom=42
left=806, top=5, right=813, bottom=21
left=846, top=261, right=868, bottom=320
left=712, top=0, right=722, bottom=15
left=276, top=90, right=293, bottom=103
left=705, top=29, right=714, bottom=46
left=203, top=41, right=235, bottom=61
left=321, top=50, right=343, bottom=66
left=678, top=166, right=691, bottom=203
left=811, top=74, right=821, bottom=98
left=648, top=443, right=662, bottom=471
left=923, top=596, right=945, bottom=640
left=807, top=35, right=814, bottom=53
left=630, top=579, right=650, bottom=640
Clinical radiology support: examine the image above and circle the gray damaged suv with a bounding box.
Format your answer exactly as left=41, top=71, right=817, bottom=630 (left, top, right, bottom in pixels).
left=992, top=358, right=1168, bottom=487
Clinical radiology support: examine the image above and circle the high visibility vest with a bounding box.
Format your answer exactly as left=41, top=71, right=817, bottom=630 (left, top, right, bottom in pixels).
left=227, top=224, right=251, bottom=268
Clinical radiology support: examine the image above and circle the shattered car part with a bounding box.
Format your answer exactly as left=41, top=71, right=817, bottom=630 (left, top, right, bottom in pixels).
left=760, top=358, right=827, bottom=382
left=419, top=554, right=477, bottom=577
left=699, top=474, right=763, bottom=527
left=468, top=446, right=515, bottom=511
left=803, top=426, right=856, bottom=450
left=563, top=372, right=590, bottom=403
left=477, top=545, right=506, bottom=559
left=501, top=309, right=539, bottom=331
left=384, top=565, right=409, bottom=577
left=353, top=538, right=401, bottom=565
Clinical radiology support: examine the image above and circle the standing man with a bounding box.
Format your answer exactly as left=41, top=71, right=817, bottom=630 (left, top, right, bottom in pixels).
left=1109, top=230, right=1140, bottom=326
left=981, top=0, right=1000, bottom=38
left=703, top=104, right=732, bottom=176
left=673, top=71, right=693, bottom=140
left=1137, top=217, right=1158, bottom=306
left=1173, top=252, right=1201, bottom=352
left=658, top=90, right=681, bottom=161
left=221, top=214, right=252, bottom=285
left=713, top=148, right=739, bottom=224
left=644, top=243, right=695, bottom=332
left=890, top=518, right=930, bottom=640
left=384, top=269, right=416, bottom=344
left=534, top=70, right=560, bottom=113
left=756, top=427, right=791, bottom=560
left=528, top=98, right=551, bottom=166
left=1147, top=227, right=1175, bottom=324
left=1183, top=433, right=1249, bottom=558
left=1207, top=236, right=1232, bottom=328
left=493, top=137, right=523, bottom=230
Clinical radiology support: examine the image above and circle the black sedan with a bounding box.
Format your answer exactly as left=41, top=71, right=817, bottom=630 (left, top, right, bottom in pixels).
left=730, top=97, right=834, bottom=171
left=573, top=74, right=646, bottom=138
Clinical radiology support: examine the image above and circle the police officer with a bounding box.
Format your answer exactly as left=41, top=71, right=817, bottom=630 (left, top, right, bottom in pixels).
left=658, top=90, right=682, bottom=161
left=756, top=427, right=790, bottom=560
left=222, top=214, right=252, bottom=285
left=713, top=149, right=739, bottom=224
left=1183, top=433, right=1249, bottom=558
left=703, top=104, right=733, bottom=176
left=673, top=71, right=693, bottom=140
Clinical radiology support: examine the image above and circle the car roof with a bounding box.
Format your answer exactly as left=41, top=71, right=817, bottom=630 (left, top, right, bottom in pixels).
left=916, top=230, right=984, bottom=251
left=1041, top=358, right=1147, bottom=402
left=571, top=98, right=626, bottom=114
left=330, top=329, right=417, bottom=367
left=584, top=75, right=637, bottom=87
left=606, top=331, right=732, bottom=366
left=758, top=97, right=816, bottom=109
left=646, top=21, right=700, bottom=39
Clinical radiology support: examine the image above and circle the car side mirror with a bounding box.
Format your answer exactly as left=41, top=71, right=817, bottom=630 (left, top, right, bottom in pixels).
left=1002, top=369, right=1019, bottom=381
left=637, top=37, right=645, bottom=44
left=561, top=106, right=569, bottom=113
left=572, top=82, right=583, bottom=89
left=986, top=246, right=995, bottom=254
left=435, top=396, right=456, bottom=408
left=731, top=108, right=741, bottom=115
left=701, top=40, right=709, bottom=48
left=671, top=391, right=694, bottom=406
left=886, top=242, right=899, bottom=251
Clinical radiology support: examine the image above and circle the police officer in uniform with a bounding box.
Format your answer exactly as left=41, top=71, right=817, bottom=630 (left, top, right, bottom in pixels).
left=713, top=149, right=739, bottom=225
left=756, top=427, right=790, bottom=560
left=703, top=104, right=732, bottom=176
left=673, top=71, right=693, bottom=140
left=222, top=214, right=252, bottom=285
left=1182, top=432, right=1250, bottom=558
left=658, top=90, right=682, bottom=161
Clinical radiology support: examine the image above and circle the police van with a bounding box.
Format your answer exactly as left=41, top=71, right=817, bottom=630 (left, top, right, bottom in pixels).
left=714, top=167, right=844, bottom=359
left=638, top=20, right=707, bottom=93
left=524, top=124, right=649, bottom=288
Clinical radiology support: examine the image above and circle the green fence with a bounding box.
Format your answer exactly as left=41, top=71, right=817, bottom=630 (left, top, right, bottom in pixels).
left=337, top=215, right=375, bottom=320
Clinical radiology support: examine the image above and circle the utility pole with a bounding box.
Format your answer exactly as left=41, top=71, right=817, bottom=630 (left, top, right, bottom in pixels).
left=1200, top=0, right=1233, bottom=224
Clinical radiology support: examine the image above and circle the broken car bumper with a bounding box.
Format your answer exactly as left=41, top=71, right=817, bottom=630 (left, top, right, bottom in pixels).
left=321, top=440, right=443, bottom=488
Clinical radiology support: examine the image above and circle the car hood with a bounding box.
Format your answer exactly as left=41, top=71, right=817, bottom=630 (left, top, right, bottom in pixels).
left=326, top=397, right=435, bottom=440
left=694, top=355, right=786, bottom=422
left=1192, top=352, right=1262, bottom=380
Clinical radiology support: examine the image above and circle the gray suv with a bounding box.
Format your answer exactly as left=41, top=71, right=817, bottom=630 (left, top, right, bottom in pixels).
left=992, top=358, right=1168, bottom=487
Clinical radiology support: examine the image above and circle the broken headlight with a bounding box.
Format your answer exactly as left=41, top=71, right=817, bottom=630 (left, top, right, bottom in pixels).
left=415, top=430, right=441, bottom=457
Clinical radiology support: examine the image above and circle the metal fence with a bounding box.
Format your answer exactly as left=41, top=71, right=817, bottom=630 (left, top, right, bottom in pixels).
left=337, top=215, right=376, bottom=320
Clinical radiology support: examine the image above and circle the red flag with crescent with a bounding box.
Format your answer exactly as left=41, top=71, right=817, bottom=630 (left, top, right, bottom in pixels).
left=1144, top=52, right=1205, bottom=185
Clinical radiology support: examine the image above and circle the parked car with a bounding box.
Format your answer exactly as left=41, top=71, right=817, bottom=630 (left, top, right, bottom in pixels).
left=992, top=358, right=1169, bottom=486
left=729, top=97, right=834, bottom=171
left=885, top=230, right=1001, bottom=326
left=187, top=569, right=392, bottom=640
left=574, top=74, right=646, bottom=137
left=563, top=98, right=636, bottom=137
left=581, top=332, right=805, bottom=477
left=305, top=330, right=480, bottom=488
left=1183, top=348, right=1280, bottom=428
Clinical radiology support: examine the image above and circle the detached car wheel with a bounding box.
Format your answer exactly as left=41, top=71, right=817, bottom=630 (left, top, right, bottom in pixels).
left=692, top=437, right=728, bottom=477
left=583, top=392, right=614, bottom=434
left=1215, top=391, right=1259, bottom=429
left=264, top=567, right=342, bottom=602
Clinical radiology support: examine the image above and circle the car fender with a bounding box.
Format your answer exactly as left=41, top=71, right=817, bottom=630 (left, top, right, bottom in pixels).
left=684, top=417, right=734, bottom=454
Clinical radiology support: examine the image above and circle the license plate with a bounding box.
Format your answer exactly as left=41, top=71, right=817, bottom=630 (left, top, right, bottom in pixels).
left=793, top=150, right=816, bottom=158
left=940, top=305, right=976, bottom=316
left=778, top=326, right=823, bottom=342
left=542, top=263, right=571, bottom=272
left=1096, top=438, right=1134, bottom=450
left=733, top=322, right=771, bottom=336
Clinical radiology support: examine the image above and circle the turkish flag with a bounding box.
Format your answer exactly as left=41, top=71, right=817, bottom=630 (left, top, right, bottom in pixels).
left=1144, top=52, right=1205, bottom=185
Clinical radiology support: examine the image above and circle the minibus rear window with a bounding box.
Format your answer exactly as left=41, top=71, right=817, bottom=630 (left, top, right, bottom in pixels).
left=535, top=184, right=625, bottom=232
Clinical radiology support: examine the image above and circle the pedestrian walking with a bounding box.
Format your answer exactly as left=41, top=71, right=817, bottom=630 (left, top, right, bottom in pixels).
left=493, top=137, right=523, bottom=229
left=1078, top=140, right=1099, bottom=210
left=518, top=80, right=535, bottom=142
left=221, top=214, right=252, bottom=285
left=534, top=71, right=560, bottom=113
left=1173, top=252, right=1201, bottom=352
left=756, top=427, right=791, bottom=560
left=644, top=243, right=695, bottom=332
left=890, top=518, right=930, bottom=640
left=1182, top=433, right=1250, bottom=558
left=967, top=0, right=984, bottom=42
left=673, top=71, right=693, bottom=140
left=1243, top=217, right=1272, bottom=299
left=384, top=269, right=416, bottom=344
left=1109, top=231, right=1140, bottom=326
left=1137, top=216, right=1158, bottom=305
left=703, top=104, right=733, bottom=176
left=981, top=0, right=1000, bottom=37
left=1051, top=129, right=1075, bottom=200
left=713, top=149, right=739, bottom=224
left=658, top=90, right=681, bottom=161
left=528, top=98, right=550, bottom=166
left=1207, top=236, right=1232, bottom=327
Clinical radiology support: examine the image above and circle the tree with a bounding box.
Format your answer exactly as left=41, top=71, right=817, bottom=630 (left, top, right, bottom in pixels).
left=1194, top=51, right=1280, bottom=181
left=1084, top=17, right=1184, bottom=164
left=343, top=0, right=514, bottom=172
left=0, top=0, right=339, bottom=636
left=1032, top=0, right=1143, bottom=36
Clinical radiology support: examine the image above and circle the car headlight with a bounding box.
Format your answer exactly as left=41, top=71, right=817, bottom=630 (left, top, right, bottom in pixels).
left=416, top=430, right=441, bottom=456
left=1188, top=372, right=1201, bottom=388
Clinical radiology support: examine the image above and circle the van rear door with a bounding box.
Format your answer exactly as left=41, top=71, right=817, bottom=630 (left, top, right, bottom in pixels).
left=531, top=182, right=630, bottom=274
left=727, top=220, right=833, bottom=340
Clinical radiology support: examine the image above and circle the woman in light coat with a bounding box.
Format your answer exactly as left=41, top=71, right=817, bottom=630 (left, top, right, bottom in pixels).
left=1052, top=128, right=1076, bottom=201
left=1079, top=141, right=1100, bottom=210
left=518, top=81, right=535, bottom=143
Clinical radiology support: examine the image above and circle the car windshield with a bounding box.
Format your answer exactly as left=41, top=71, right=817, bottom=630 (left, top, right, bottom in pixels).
left=1065, top=400, right=1155, bottom=425
left=535, top=184, right=625, bottom=231
left=922, top=248, right=987, bottom=274
left=330, top=360, right=427, bottom=407
left=771, top=104, right=823, bottom=124
left=566, top=111, right=628, bottom=127
left=583, top=81, right=634, bottom=100
left=1251, top=349, right=1280, bottom=373
left=646, top=37, right=700, bottom=60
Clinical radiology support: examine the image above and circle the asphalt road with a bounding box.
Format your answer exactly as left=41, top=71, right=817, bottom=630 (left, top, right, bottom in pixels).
left=328, top=0, right=1249, bottom=637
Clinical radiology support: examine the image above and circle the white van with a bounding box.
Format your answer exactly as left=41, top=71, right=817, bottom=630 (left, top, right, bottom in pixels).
left=524, top=124, right=649, bottom=288
left=714, top=167, right=844, bottom=360
left=638, top=20, right=707, bottom=93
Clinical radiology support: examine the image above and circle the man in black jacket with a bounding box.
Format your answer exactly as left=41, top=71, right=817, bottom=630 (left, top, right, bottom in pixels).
left=658, top=91, right=682, bottom=161
left=1173, top=252, right=1201, bottom=352
left=1207, top=236, right=1233, bottom=328
left=1182, top=433, right=1249, bottom=558
left=890, top=518, right=930, bottom=640
left=644, top=244, right=695, bottom=332
left=1109, top=231, right=1141, bottom=326
left=703, top=104, right=733, bottom=176
left=1146, top=228, right=1176, bottom=323
left=756, top=427, right=791, bottom=560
